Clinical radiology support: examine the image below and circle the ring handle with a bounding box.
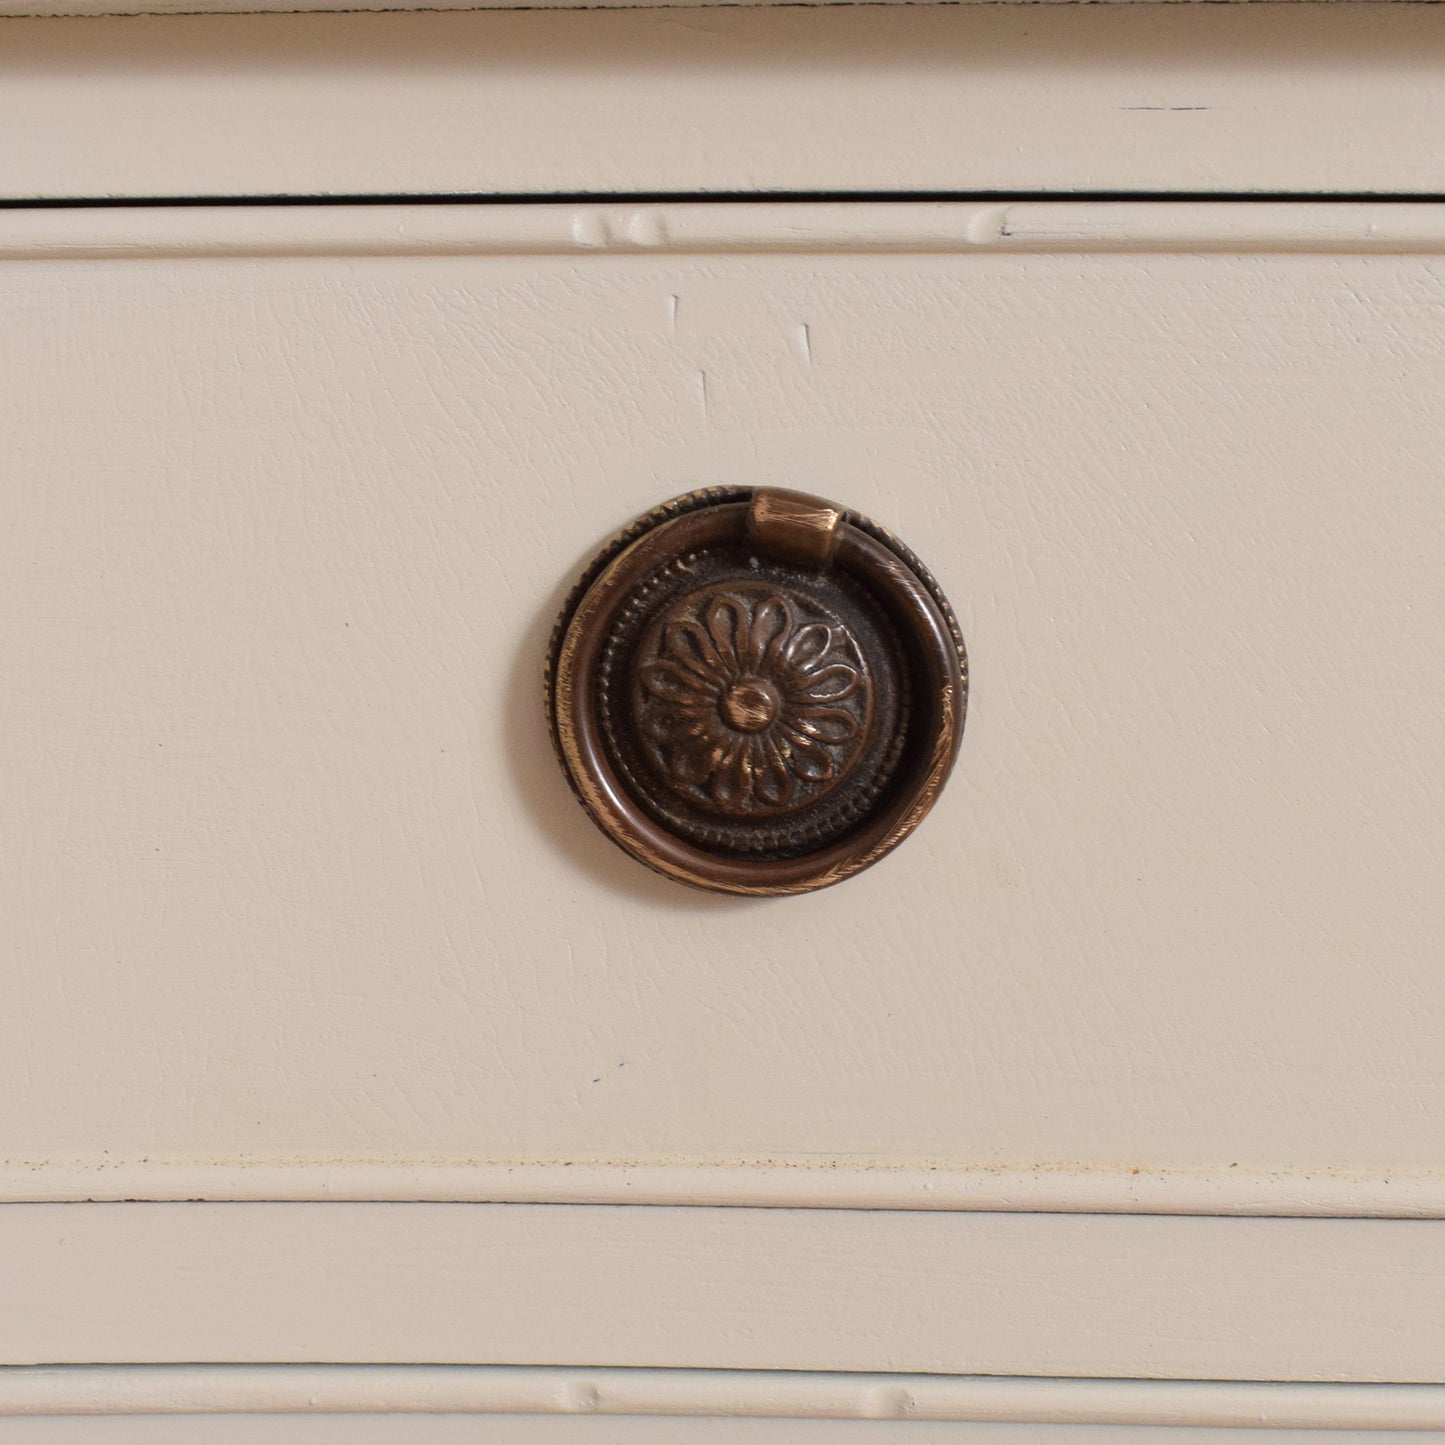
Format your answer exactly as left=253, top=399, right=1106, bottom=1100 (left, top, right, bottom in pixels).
left=546, top=488, right=968, bottom=896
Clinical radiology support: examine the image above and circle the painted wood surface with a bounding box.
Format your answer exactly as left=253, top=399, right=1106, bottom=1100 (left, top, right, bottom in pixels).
left=14, top=1367, right=1445, bottom=1430
left=5, top=1206, right=1445, bottom=1379
left=2, top=203, right=1444, bottom=1212
left=8, top=1422, right=1445, bottom=1445
left=0, top=0, right=1384, bottom=14
left=7, top=201, right=1445, bottom=260
left=2, top=7, right=1445, bottom=199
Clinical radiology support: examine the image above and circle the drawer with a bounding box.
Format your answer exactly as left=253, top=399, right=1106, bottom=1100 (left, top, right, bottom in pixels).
left=4, top=200, right=1444, bottom=1210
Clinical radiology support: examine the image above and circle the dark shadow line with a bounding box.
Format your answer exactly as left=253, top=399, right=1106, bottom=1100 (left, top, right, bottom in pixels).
left=6, top=188, right=1445, bottom=209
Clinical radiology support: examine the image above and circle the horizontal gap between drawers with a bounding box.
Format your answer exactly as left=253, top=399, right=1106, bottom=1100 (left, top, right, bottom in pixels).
left=7, top=190, right=1445, bottom=209
left=7, top=1368, right=1445, bottom=1427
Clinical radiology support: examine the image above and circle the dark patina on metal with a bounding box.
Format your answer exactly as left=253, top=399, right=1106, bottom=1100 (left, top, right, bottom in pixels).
left=546, top=487, right=968, bottom=896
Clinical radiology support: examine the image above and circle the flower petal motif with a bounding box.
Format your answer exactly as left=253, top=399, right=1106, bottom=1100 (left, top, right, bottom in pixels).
left=637, top=587, right=869, bottom=817
left=754, top=736, right=796, bottom=807
left=710, top=738, right=760, bottom=809
left=665, top=619, right=724, bottom=684
left=785, top=623, right=832, bottom=673
left=790, top=663, right=858, bottom=703
left=748, top=596, right=792, bottom=671
left=777, top=727, right=835, bottom=782
left=789, top=707, right=858, bottom=744
left=705, top=595, right=749, bottom=671
left=676, top=736, right=731, bottom=788
left=639, top=659, right=712, bottom=705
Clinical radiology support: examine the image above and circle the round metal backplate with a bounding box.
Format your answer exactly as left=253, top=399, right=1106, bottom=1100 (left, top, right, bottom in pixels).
left=546, top=487, right=968, bottom=896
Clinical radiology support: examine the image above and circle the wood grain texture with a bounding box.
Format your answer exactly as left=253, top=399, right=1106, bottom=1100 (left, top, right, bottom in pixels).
left=5, top=1206, right=1445, bottom=1379
left=2, top=205, right=1444, bottom=1207
left=2, top=6, right=1445, bottom=199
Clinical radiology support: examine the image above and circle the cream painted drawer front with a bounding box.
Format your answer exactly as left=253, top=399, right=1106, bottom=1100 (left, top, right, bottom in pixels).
left=9, top=1424, right=1445, bottom=1445
left=3, top=202, right=1443, bottom=1213
left=6, top=1423, right=1445, bottom=1444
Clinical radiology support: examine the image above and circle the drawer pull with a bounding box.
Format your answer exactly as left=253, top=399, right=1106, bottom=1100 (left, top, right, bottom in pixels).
left=546, top=488, right=967, bottom=895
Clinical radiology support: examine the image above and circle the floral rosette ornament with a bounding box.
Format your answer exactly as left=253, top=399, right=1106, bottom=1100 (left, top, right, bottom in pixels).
left=632, top=586, right=873, bottom=817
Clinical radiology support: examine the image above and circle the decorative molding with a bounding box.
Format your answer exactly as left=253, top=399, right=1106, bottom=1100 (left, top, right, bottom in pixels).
left=632, top=586, right=874, bottom=823
left=5, top=1158, right=1445, bottom=1216
left=5, top=203, right=1445, bottom=260
left=7, top=1367, right=1445, bottom=1427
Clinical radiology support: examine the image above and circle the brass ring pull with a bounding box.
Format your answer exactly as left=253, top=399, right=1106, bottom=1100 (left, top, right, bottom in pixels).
left=546, top=487, right=968, bottom=896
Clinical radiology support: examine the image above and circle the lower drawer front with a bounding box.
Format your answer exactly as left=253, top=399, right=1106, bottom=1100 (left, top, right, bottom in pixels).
left=2, top=201, right=1443, bottom=1209
left=8, top=1203, right=1445, bottom=1378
